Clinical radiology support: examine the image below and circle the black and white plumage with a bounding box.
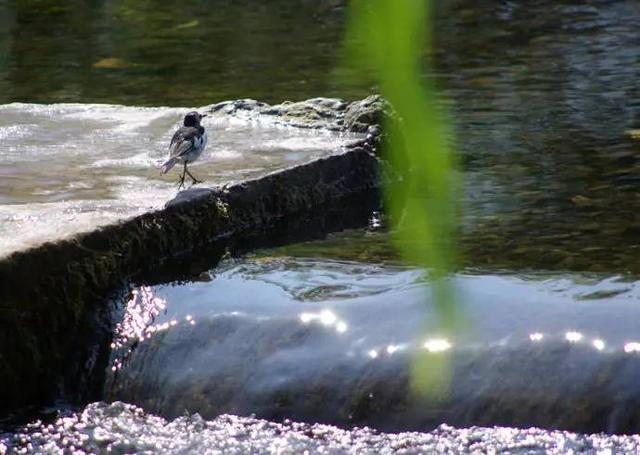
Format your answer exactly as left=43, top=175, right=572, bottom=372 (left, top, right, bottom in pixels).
left=161, top=111, right=208, bottom=188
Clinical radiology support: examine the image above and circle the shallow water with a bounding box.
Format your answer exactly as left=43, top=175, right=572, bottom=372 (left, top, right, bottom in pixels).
left=0, top=103, right=359, bottom=257
left=0, top=1, right=354, bottom=106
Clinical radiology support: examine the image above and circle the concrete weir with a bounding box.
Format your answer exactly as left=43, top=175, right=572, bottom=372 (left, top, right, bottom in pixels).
left=0, top=97, right=385, bottom=415
left=2, top=96, right=640, bottom=436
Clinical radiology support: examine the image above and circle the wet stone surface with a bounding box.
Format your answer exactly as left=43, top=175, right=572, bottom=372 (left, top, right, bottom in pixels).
left=205, top=95, right=390, bottom=133
left=3, top=401, right=640, bottom=454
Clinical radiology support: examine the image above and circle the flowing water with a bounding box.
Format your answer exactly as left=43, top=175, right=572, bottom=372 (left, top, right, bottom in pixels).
left=2, top=0, right=640, bottom=452
left=0, top=103, right=360, bottom=257
left=102, top=242, right=640, bottom=426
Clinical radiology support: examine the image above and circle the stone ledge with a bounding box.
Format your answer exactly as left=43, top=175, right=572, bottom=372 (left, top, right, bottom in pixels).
left=0, top=144, right=381, bottom=415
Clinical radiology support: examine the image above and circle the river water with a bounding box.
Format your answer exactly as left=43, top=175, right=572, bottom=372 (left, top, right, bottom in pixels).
left=2, top=0, right=640, bottom=452
left=1, top=0, right=639, bottom=272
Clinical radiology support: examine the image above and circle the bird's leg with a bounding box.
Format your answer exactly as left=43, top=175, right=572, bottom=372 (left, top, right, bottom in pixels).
left=177, top=163, right=187, bottom=189
left=185, top=165, right=203, bottom=185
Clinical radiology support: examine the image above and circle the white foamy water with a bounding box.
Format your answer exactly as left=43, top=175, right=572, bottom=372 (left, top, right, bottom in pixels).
left=0, top=103, right=361, bottom=257
left=3, top=401, right=640, bottom=454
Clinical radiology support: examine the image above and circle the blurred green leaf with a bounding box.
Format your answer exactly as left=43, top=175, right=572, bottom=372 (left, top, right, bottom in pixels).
left=344, top=0, right=460, bottom=399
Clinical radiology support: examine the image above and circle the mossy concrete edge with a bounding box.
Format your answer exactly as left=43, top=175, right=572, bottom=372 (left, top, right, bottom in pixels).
left=0, top=143, right=381, bottom=415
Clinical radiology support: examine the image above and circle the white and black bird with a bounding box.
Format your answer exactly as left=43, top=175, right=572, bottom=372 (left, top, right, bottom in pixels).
left=161, top=111, right=208, bottom=189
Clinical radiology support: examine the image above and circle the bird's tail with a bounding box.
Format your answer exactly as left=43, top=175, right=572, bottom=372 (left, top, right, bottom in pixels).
left=160, top=157, right=178, bottom=174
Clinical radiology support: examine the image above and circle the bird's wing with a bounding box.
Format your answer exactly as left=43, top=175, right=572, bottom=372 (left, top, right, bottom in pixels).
left=169, top=127, right=199, bottom=158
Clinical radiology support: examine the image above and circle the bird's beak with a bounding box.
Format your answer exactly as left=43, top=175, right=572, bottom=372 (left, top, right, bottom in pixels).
left=201, top=114, right=208, bottom=118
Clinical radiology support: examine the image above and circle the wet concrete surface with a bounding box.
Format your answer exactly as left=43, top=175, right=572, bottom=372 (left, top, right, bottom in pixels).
left=0, top=102, right=364, bottom=258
